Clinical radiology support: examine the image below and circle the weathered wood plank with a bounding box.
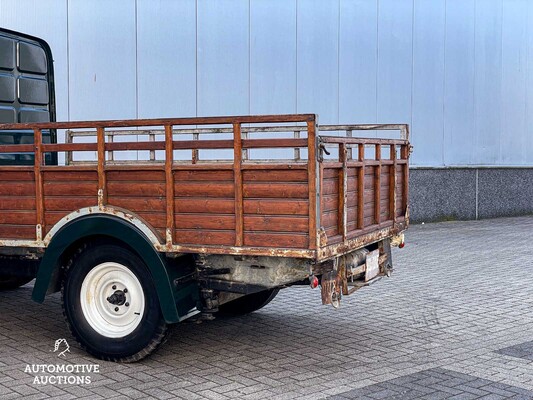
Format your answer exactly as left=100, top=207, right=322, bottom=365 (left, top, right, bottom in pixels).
left=0, top=225, right=35, bottom=239
left=0, top=183, right=36, bottom=196
left=44, top=182, right=98, bottom=197
left=243, top=183, right=308, bottom=199
left=0, top=211, right=36, bottom=225
left=244, top=199, right=309, bottom=215
left=244, top=232, right=308, bottom=249
left=244, top=215, right=308, bottom=233
left=242, top=169, right=308, bottom=182
left=175, top=229, right=236, bottom=246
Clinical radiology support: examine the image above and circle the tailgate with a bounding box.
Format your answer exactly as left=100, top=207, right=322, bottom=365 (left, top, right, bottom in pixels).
left=315, top=124, right=410, bottom=261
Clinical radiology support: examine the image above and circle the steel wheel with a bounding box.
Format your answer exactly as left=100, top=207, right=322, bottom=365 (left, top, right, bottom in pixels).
left=80, top=262, right=145, bottom=338
left=62, top=241, right=168, bottom=362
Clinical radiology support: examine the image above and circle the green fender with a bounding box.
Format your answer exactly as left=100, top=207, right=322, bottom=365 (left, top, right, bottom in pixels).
left=32, top=214, right=198, bottom=323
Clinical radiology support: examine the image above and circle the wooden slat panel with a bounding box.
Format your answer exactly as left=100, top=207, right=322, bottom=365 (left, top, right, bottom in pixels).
left=45, top=196, right=97, bottom=212
left=0, top=171, right=35, bottom=181
left=107, top=197, right=165, bottom=213
left=0, top=197, right=36, bottom=210
left=0, top=211, right=36, bottom=225
left=175, top=229, right=235, bottom=246
left=321, top=211, right=338, bottom=229
left=0, top=182, right=35, bottom=196
left=242, top=169, right=308, bottom=182
left=243, top=183, right=308, bottom=199
left=244, top=199, right=309, bottom=215
left=175, top=198, right=235, bottom=214
left=320, top=168, right=339, bottom=179
left=175, top=214, right=235, bottom=230
left=43, top=171, right=98, bottom=181
left=44, top=182, right=97, bottom=196
left=107, top=170, right=165, bottom=181
left=174, top=170, right=233, bottom=181
left=321, top=178, right=338, bottom=195
left=135, top=212, right=166, bottom=229
left=244, top=232, right=308, bottom=249
left=174, top=182, right=235, bottom=198
left=321, top=195, right=339, bottom=212
left=45, top=212, right=69, bottom=227
left=0, top=225, right=35, bottom=239
left=244, top=215, right=308, bottom=233
left=107, top=182, right=165, bottom=197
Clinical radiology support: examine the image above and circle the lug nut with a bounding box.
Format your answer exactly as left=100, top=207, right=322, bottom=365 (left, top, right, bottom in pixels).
left=123, top=288, right=128, bottom=293
left=112, top=285, right=117, bottom=290
left=114, top=307, right=119, bottom=312
left=125, top=302, right=129, bottom=307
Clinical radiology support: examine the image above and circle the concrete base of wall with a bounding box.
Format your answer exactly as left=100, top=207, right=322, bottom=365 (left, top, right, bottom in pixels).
left=409, top=168, right=533, bottom=223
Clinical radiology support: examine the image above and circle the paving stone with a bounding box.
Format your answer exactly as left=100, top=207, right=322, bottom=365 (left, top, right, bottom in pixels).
left=0, top=216, right=532, bottom=399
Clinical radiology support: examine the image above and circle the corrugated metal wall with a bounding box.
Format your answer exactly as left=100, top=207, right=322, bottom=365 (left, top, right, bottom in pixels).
left=1, top=0, right=532, bottom=167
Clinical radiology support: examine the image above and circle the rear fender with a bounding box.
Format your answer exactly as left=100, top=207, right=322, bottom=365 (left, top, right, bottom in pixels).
left=32, top=214, right=198, bottom=323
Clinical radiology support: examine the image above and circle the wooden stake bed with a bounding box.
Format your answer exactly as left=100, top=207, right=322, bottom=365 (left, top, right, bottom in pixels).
left=0, top=114, right=409, bottom=262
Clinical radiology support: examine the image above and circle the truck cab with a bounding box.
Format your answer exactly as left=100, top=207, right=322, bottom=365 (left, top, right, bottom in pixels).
left=0, top=28, right=56, bottom=164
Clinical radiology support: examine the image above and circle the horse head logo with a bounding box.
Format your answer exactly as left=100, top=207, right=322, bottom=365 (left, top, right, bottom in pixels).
left=53, top=338, right=70, bottom=358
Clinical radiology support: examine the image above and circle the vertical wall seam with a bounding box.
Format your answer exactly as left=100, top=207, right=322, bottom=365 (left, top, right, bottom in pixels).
left=409, top=0, right=415, bottom=134
left=442, top=0, right=447, bottom=166
left=66, top=0, right=70, bottom=123
left=498, top=0, right=504, bottom=164
left=135, top=0, right=138, bottom=120
left=295, top=0, right=298, bottom=113
left=472, top=0, right=477, bottom=164
left=337, top=0, right=340, bottom=124
left=375, top=0, right=379, bottom=122
left=195, top=0, right=198, bottom=117
left=475, top=168, right=479, bottom=220
left=248, top=0, right=251, bottom=115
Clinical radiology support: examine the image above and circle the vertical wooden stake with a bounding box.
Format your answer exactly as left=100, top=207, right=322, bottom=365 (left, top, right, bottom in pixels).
left=401, top=143, right=409, bottom=216
left=96, top=127, right=107, bottom=208
left=357, top=143, right=364, bottom=229
left=374, top=144, right=381, bottom=225
left=307, top=118, right=318, bottom=250
left=338, top=143, right=347, bottom=241
left=233, top=123, right=244, bottom=247
left=34, top=128, right=44, bottom=241
left=165, top=125, right=175, bottom=246
left=389, top=144, right=397, bottom=224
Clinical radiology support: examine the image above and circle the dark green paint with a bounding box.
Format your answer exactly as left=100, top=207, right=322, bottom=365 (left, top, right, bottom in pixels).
left=32, top=214, right=198, bottom=323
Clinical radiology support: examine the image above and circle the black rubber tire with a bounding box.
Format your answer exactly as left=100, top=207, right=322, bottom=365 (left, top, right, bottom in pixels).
left=61, top=242, right=168, bottom=362
left=0, top=276, right=33, bottom=291
left=217, top=288, right=280, bottom=316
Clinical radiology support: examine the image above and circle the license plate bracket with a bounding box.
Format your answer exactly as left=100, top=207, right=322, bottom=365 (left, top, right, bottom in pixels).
left=364, top=249, right=380, bottom=282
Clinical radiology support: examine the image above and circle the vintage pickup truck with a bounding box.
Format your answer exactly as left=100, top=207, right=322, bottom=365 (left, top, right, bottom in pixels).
left=0, top=28, right=410, bottom=361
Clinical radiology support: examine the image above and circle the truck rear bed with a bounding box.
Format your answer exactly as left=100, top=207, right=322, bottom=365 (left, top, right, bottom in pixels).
left=0, top=114, right=409, bottom=262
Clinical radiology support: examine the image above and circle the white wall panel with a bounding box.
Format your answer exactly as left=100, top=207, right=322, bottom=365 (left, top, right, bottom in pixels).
left=376, top=0, right=413, bottom=125
left=136, top=0, right=196, bottom=119
left=411, top=0, right=445, bottom=166
left=0, top=0, right=68, bottom=122
left=297, top=0, right=339, bottom=125
left=250, top=0, right=296, bottom=115
left=197, top=0, right=249, bottom=117
left=500, top=0, right=528, bottom=165
left=1, top=0, right=532, bottom=167
left=473, top=0, right=503, bottom=165
left=527, top=1, right=533, bottom=165
left=443, top=0, right=475, bottom=166
left=68, top=0, right=137, bottom=121
left=339, top=0, right=378, bottom=124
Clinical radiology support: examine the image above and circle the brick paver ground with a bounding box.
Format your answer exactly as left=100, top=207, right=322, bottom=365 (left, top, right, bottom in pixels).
left=0, top=216, right=531, bottom=399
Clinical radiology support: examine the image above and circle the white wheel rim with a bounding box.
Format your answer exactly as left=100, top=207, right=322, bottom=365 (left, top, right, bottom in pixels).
left=80, top=262, right=145, bottom=338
